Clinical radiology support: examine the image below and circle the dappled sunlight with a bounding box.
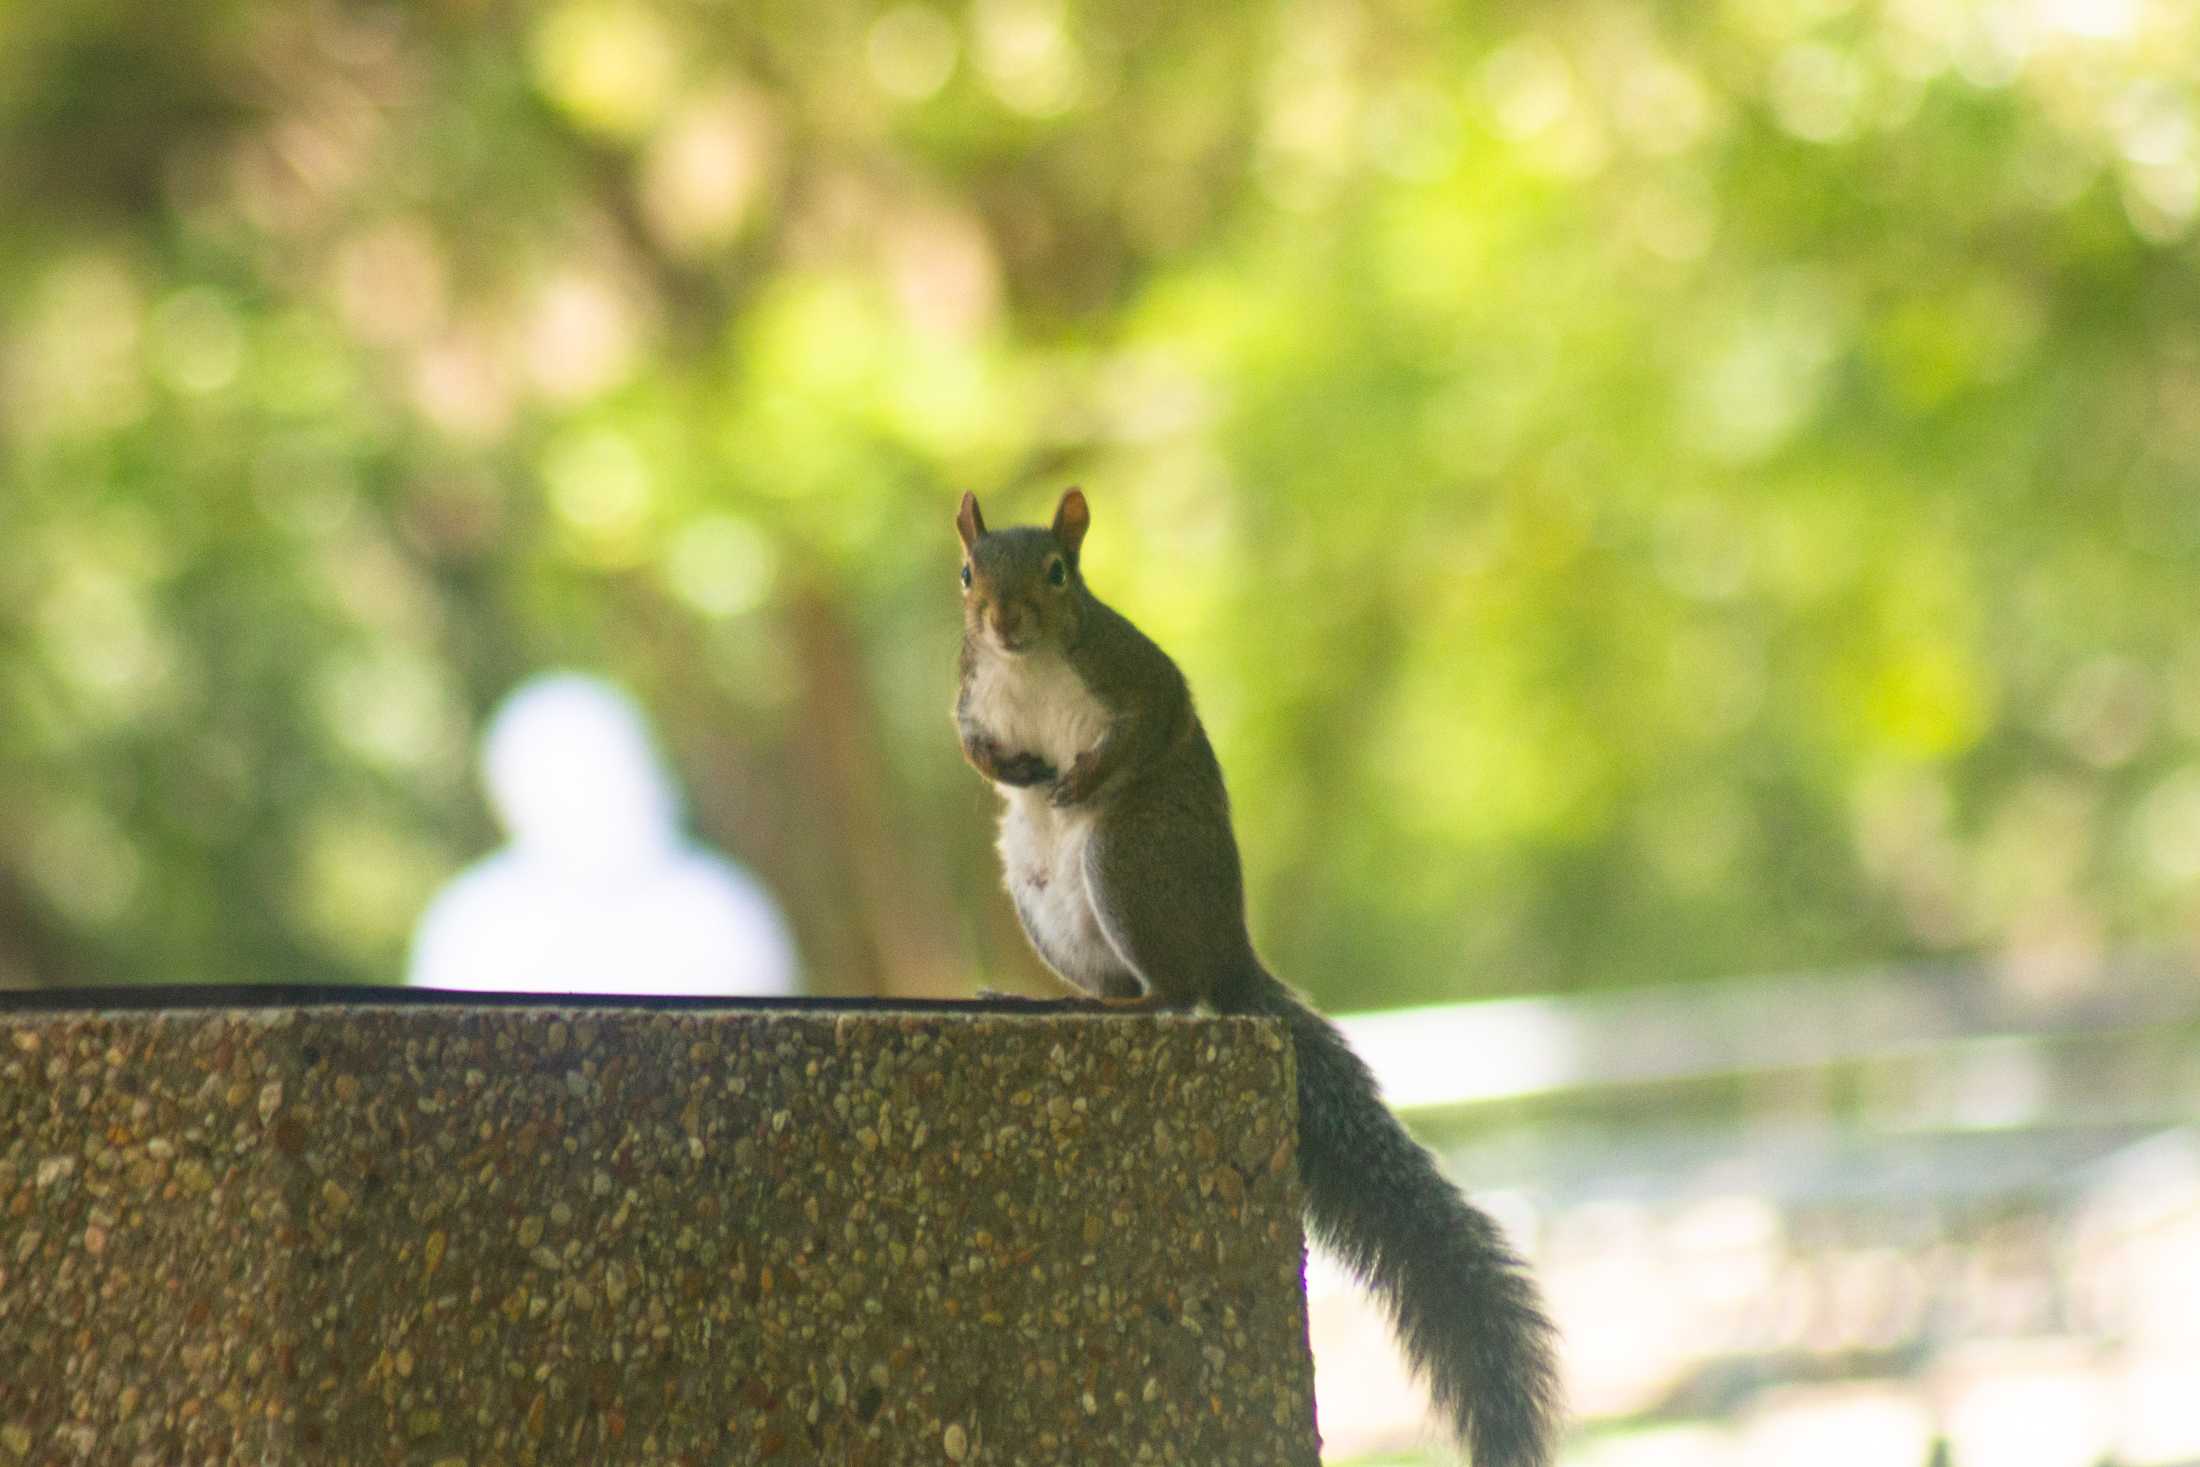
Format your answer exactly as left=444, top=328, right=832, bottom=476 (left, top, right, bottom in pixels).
left=1, top=0, right=2195, bottom=1002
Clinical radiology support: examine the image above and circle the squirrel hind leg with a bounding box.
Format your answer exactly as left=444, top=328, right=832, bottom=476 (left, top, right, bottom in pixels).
left=1093, top=970, right=1148, bottom=1001
left=1079, top=818, right=1258, bottom=1012
left=1044, top=970, right=1147, bottom=1003
left=1094, top=989, right=1172, bottom=1013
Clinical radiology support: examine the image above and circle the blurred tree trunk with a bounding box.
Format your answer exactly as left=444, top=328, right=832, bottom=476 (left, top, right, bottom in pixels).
left=0, top=870, right=82, bottom=990
left=783, top=583, right=961, bottom=998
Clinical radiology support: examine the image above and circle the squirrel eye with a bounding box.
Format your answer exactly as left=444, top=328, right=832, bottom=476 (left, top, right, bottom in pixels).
left=960, top=563, right=972, bottom=590
left=1047, top=557, right=1067, bottom=586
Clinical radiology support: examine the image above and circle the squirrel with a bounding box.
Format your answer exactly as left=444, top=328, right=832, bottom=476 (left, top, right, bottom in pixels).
left=951, top=487, right=1562, bottom=1467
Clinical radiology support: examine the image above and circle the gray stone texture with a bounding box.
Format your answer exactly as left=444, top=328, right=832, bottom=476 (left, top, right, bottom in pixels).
left=0, top=1005, right=1318, bottom=1466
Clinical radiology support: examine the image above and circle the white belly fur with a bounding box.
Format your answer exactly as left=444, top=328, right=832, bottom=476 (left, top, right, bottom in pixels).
left=962, top=648, right=1110, bottom=777
left=998, top=790, right=1118, bottom=984
left=966, top=649, right=1124, bottom=989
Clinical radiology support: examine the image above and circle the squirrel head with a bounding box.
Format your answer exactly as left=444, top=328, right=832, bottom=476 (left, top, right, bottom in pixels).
left=956, top=488, right=1091, bottom=656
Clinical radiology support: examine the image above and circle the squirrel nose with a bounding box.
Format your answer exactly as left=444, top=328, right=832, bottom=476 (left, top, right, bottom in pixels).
left=991, top=603, right=1034, bottom=645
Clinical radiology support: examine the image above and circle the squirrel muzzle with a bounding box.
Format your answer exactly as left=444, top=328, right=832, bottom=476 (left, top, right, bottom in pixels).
left=987, top=600, right=1042, bottom=654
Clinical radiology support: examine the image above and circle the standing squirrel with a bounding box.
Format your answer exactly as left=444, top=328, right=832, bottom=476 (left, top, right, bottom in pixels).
left=952, top=488, right=1562, bottom=1467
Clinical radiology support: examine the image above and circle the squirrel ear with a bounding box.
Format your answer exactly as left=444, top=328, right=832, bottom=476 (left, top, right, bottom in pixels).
left=1052, top=487, right=1090, bottom=561
left=956, top=492, right=986, bottom=551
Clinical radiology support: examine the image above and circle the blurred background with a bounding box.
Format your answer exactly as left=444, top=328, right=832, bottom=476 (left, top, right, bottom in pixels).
left=3, top=0, right=2198, bottom=1460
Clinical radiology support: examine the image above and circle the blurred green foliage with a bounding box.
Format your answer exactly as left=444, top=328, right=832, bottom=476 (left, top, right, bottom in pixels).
left=2, top=0, right=2198, bottom=1003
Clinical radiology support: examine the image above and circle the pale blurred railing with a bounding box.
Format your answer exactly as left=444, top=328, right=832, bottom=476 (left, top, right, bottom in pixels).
left=1313, top=956, right=2200, bottom=1467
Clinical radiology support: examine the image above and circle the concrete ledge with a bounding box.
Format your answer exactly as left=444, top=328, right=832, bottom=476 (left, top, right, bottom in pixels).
left=0, top=998, right=1317, bottom=1466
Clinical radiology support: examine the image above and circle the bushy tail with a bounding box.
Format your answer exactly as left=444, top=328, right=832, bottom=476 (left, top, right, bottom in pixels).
left=1246, top=979, right=1561, bottom=1467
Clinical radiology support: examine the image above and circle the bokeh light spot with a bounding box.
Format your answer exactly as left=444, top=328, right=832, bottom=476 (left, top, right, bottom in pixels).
left=868, top=5, right=959, bottom=102
left=531, top=0, right=680, bottom=139
left=148, top=287, right=245, bottom=396
left=525, top=270, right=643, bottom=402
left=543, top=424, right=655, bottom=563
left=640, top=88, right=777, bottom=255
left=664, top=514, right=777, bottom=619
left=973, top=0, right=1084, bottom=117
left=1483, top=36, right=1576, bottom=139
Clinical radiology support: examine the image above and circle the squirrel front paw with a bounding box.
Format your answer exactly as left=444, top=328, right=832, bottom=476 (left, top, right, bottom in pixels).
left=965, top=732, right=1056, bottom=787
left=1047, top=752, right=1097, bottom=807
left=992, top=750, right=1058, bottom=787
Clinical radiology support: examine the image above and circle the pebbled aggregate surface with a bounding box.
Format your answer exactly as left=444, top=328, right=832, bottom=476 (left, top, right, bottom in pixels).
left=0, top=1005, right=1318, bottom=1466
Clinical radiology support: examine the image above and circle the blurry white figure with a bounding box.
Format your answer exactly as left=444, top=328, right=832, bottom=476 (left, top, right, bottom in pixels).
left=408, top=673, right=800, bottom=996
